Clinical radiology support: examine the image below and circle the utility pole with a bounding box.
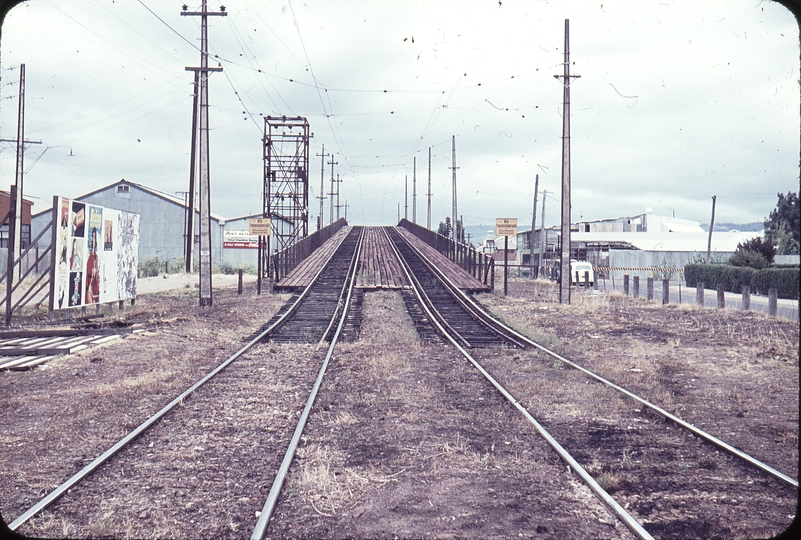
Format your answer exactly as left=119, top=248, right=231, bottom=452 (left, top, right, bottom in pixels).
left=0, top=65, right=42, bottom=279
left=555, top=19, right=579, bottom=304
left=327, top=155, right=337, bottom=224
left=404, top=175, right=408, bottom=220
left=449, top=135, right=459, bottom=243
left=176, top=190, right=190, bottom=266
left=427, top=146, right=432, bottom=230
left=315, top=144, right=329, bottom=230
left=344, top=201, right=349, bottom=221
left=706, top=195, right=716, bottom=263
left=539, top=190, right=547, bottom=278
left=334, top=173, right=343, bottom=221
left=530, top=174, right=539, bottom=278
left=182, top=1, right=226, bottom=307
left=185, top=70, right=199, bottom=272
left=412, top=157, right=417, bottom=223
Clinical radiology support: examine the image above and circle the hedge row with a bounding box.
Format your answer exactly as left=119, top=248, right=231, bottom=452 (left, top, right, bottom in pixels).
left=684, top=263, right=799, bottom=300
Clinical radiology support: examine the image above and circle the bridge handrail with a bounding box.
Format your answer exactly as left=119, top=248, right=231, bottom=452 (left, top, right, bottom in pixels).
left=270, top=218, right=348, bottom=281
left=397, top=219, right=495, bottom=290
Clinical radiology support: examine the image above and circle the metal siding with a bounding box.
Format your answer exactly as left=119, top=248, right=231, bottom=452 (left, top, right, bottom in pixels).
left=80, top=187, right=186, bottom=264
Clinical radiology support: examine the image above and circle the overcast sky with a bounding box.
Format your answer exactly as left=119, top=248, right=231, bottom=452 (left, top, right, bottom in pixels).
left=0, top=0, right=798, bottom=230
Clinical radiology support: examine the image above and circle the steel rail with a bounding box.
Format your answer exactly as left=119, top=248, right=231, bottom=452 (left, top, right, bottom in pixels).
left=395, top=227, right=798, bottom=489
left=497, top=321, right=799, bottom=489
left=384, top=227, right=654, bottom=540
left=385, top=231, right=472, bottom=349
left=9, top=228, right=354, bottom=531
left=251, top=227, right=365, bottom=540
left=391, top=227, right=525, bottom=347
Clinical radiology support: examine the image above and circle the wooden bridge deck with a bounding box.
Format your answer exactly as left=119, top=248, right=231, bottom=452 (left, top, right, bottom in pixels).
left=274, top=226, right=489, bottom=292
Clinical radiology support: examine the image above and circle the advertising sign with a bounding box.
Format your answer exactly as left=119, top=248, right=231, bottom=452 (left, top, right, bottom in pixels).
left=223, top=229, right=259, bottom=249
left=495, top=217, right=518, bottom=237
left=52, top=196, right=140, bottom=310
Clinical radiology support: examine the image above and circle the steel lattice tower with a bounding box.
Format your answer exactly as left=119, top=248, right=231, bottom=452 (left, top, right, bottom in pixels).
left=263, top=116, right=310, bottom=253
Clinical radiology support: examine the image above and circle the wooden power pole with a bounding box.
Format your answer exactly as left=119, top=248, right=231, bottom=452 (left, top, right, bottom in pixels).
left=706, top=195, right=717, bottom=263
left=530, top=174, right=539, bottom=278
left=539, top=190, right=547, bottom=277
left=315, top=144, right=329, bottom=230
left=555, top=19, right=579, bottom=304
left=182, top=1, right=226, bottom=306
left=450, top=136, right=459, bottom=243
left=0, top=64, right=42, bottom=279
left=412, top=157, right=417, bottom=224
left=427, top=146, right=432, bottom=230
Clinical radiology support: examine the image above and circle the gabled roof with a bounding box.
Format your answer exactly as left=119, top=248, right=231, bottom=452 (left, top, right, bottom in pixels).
left=31, top=179, right=226, bottom=221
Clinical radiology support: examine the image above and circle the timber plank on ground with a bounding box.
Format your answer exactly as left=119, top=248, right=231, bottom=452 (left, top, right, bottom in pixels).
left=397, top=227, right=490, bottom=292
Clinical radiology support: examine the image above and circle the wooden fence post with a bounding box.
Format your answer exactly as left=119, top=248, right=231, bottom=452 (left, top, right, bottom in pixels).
left=768, top=288, right=778, bottom=316
left=647, top=277, right=654, bottom=301
left=741, top=285, right=750, bottom=311
left=662, top=279, right=670, bottom=305
left=238, top=268, right=243, bottom=295
left=696, top=282, right=705, bottom=306
left=633, top=276, right=640, bottom=298
left=623, top=274, right=629, bottom=296
left=717, top=284, right=725, bottom=309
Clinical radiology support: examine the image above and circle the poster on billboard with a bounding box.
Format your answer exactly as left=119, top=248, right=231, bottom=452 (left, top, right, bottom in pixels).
left=51, top=196, right=140, bottom=311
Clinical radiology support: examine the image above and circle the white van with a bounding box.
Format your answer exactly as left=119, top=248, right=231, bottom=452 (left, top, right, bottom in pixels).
left=551, top=259, right=595, bottom=286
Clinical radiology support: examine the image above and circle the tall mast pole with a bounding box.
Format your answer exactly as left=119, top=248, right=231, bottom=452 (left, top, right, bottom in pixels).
left=182, top=1, right=226, bottom=306
left=0, top=64, right=41, bottom=280
left=404, top=175, right=408, bottom=220
left=315, top=145, right=327, bottom=230
left=530, top=174, right=538, bottom=278
left=450, top=135, right=459, bottom=242
left=12, top=64, right=26, bottom=276
left=427, top=146, right=432, bottom=230
left=412, top=157, right=417, bottom=224
left=539, top=190, right=547, bottom=277
left=185, top=70, right=199, bottom=272
left=555, top=19, right=579, bottom=304
left=335, top=173, right=342, bottom=221
left=327, top=155, right=337, bottom=224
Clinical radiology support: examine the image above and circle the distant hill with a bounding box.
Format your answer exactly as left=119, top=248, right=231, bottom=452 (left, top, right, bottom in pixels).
left=700, top=222, right=763, bottom=232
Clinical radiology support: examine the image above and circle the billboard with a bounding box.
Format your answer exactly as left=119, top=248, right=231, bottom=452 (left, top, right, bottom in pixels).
left=223, top=229, right=259, bottom=249
left=52, top=197, right=140, bottom=310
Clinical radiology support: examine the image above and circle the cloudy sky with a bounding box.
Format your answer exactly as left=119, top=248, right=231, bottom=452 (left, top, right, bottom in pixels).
left=0, top=0, right=798, bottom=231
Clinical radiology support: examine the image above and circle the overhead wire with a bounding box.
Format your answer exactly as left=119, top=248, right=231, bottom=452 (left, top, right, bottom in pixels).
left=285, top=0, right=349, bottom=165
left=41, top=0, right=187, bottom=88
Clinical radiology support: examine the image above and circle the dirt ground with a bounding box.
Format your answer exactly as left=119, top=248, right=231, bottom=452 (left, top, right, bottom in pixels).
left=1, top=278, right=798, bottom=539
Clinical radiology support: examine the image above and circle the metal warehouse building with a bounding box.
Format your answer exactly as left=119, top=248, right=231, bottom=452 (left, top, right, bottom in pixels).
left=31, top=179, right=290, bottom=272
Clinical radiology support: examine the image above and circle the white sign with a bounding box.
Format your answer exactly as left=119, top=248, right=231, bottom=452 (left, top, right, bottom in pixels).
left=495, top=217, right=518, bottom=237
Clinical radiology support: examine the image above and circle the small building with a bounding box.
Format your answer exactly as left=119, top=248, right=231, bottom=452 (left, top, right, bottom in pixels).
left=0, top=190, right=35, bottom=248
left=478, top=230, right=517, bottom=262
left=221, top=212, right=293, bottom=268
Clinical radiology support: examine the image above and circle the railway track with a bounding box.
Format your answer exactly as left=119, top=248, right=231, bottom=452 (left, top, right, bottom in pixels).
left=6, top=227, right=365, bottom=538
left=6, top=224, right=795, bottom=539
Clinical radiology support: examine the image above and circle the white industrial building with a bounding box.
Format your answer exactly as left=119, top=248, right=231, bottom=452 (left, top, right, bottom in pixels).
left=517, top=211, right=764, bottom=281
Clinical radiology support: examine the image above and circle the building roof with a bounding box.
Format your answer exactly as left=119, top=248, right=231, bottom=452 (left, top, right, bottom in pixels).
left=570, top=231, right=762, bottom=252
left=31, top=179, right=227, bottom=221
